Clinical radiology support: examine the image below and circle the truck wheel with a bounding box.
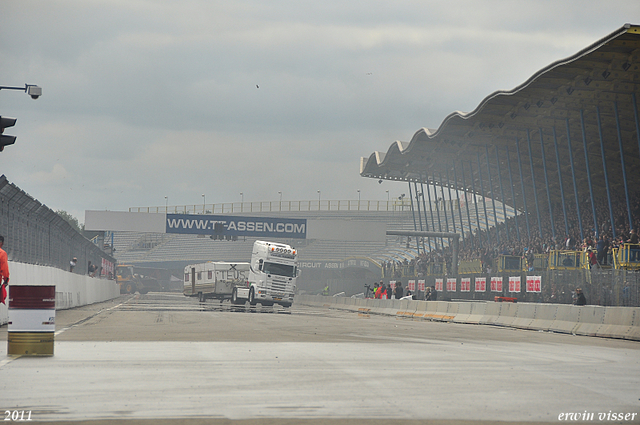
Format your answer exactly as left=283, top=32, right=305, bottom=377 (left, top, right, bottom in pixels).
left=231, top=288, right=239, bottom=305
left=248, top=287, right=256, bottom=305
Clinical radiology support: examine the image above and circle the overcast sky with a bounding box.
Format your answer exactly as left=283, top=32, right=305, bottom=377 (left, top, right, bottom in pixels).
left=1, top=1, right=638, bottom=222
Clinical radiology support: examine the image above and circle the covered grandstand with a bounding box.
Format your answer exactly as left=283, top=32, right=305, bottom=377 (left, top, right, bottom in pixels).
left=361, top=23, right=640, bottom=249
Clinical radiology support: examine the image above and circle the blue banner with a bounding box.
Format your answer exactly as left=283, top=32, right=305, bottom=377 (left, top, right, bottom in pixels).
left=166, top=214, right=307, bottom=239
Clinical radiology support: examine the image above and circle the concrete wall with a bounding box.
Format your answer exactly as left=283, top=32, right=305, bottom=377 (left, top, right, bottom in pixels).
left=0, top=261, right=120, bottom=326
left=296, top=295, right=640, bottom=341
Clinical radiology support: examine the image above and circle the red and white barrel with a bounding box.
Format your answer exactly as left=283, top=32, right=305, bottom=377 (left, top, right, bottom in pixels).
left=7, top=285, right=55, bottom=356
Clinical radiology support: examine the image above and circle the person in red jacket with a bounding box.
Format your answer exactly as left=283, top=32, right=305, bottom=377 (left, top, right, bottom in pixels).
left=375, top=283, right=385, bottom=299
left=0, top=235, right=9, bottom=285
left=0, top=235, right=9, bottom=304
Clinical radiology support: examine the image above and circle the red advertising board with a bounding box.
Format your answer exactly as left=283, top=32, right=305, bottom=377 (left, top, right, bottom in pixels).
left=475, top=277, right=486, bottom=292
left=435, top=278, right=443, bottom=292
left=408, top=280, right=415, bottom=291
left=446, top=278, right=457, bottom=292
left=460, top=278, right=471, bottom=292
left=418, top=280, right=425, bottom=291
left=509, top=276, right=521, bottom=293
left=526, top=276, right=542, bottom=293
left=490, top=277, right=503, bottom=292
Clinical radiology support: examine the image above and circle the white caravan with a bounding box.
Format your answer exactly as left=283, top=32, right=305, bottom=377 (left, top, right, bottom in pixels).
left=232, top=240, right=298, bottom=307
left=184, top=262, right=250, bottom=302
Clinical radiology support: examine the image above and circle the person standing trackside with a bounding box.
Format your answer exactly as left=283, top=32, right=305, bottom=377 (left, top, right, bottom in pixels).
left=574, top=288, right=587, bottom=306
left=70, top=257, right=77, bottom=273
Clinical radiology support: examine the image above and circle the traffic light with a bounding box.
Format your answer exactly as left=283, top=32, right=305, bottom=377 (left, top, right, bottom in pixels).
left=0, top=116, right=17, bottom=152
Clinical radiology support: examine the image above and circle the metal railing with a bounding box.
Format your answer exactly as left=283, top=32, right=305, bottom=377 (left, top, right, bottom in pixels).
left=0, top=175, right=116, bottom=276
left=130, top=199, right=442, bottom=214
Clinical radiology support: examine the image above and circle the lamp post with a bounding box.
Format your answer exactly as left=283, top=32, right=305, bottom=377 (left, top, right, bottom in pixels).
left=317, top=190, right=321, bottom=210
left=164, top=196, right=168, bottom=213
left=202, top=194, right=206, bottom=213
left=240, top=192, right=244, bottom=212
left=278, top=191, right=282, bottom=211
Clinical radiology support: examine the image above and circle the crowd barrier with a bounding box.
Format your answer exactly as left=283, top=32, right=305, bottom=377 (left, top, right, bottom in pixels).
left=296, top=294, right=640, bottom=341
left=0, top=261, right=120, bottom=326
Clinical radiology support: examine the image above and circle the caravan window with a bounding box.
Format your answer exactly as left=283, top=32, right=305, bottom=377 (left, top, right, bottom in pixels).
left=208, top=271, right=213, bottom=279
left=184, top=273, right=189, bottom=282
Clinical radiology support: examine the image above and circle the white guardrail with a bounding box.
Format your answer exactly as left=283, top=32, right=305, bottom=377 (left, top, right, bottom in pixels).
left=0, top=262, right=120, bottom=326
left=295, top=295, right=640, bottom=341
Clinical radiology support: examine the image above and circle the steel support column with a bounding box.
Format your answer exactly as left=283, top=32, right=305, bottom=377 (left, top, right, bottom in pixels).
left=634, top=93, right=640, bottom=163
left=425, top=178, right=440, bottom=250
left=526, top=129, right=543, bottom=238
left=446, top=168, right=457, bottom=237
left=539, top=128, right=556, bottom=240
left=413, top=181, right=425, bottom=253
left=552, top=126, right=569, bottom=238
left=595, top=106, right=615, bottom=238
left=495, top=146, right=510, bottom=242
left=580, top=109, right=600, bottom=239
left=460, top=163, right=474, bottom=248
left=453, top=162, right=465, bottom=243
left=420, top=182, right=431, bottom=251
left=565, top=118, right=584, bottom=240
left=469, top=161, right=483, bottom=246
left=515, top=138, right=531, bottom=241
left=477, top=154, right=491, bottom=244
left=506, top=145, right=520, bottom=242
left=408, top=182, right=420, bottom=254
left=485, top=145, right=500, bottom=244
left=614, top=101, right=634, bottom=230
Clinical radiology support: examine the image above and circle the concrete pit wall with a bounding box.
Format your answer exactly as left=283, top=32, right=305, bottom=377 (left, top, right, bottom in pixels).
left=296, top=295, right=640, bottom=341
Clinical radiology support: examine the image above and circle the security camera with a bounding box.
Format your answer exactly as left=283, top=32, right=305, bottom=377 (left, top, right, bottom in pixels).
left=27, top=85, right=42, bottom=100
left=378, top=179, right=383, bottom=184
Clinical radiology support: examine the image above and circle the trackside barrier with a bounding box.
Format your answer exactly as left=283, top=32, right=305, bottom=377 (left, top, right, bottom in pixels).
left=494, top=302, right=518, bottom=327
left=478, top=302, right=502, bottom=326
left=529, top=304, right=558, bottom=331
left=511, top=303, right=537, bottom=329
left=549, top=305, right=581, bottom=334
left=465, top=302, right=487, bottom=325
left=293, top=295, right=640, bottom=340
left=595, top=307, right=637, bottom=340
left=0, top=262, right=120, bottom=326
left=452, top=302, right=472, bottom=323
left=574, top=306, right=606, bottom=337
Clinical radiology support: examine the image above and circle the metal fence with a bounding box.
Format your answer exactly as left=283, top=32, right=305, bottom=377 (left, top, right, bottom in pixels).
left=379, top=268, right=639, bottom=307
left=0, top=175, right=116, bottom=276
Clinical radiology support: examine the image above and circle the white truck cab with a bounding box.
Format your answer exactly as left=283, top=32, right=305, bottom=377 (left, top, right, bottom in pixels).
left=232, top=240, right=298, bottom=307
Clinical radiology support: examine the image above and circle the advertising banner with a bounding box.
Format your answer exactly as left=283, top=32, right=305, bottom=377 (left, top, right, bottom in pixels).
left=435, top=278, right=443, bottom=292
left=460, top=277, right=471, bottom=292
left=490, top=276, right=503, bottom=292
left=166, top=213, right=307, bottom=239
left=418, top=280, right=425, bottom=292
left=509, top=276, right=521, bottom=293
left=526, top=276, right=542, bottom=293
left=475, top=277, right=486, bottom=292
left=408, top=280, right=415, bottom=291
left=446, top=277, right=457, bottom=292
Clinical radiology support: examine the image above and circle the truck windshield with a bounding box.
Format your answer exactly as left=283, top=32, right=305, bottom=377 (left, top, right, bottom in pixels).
left=263, top=262, right=295, bottom=278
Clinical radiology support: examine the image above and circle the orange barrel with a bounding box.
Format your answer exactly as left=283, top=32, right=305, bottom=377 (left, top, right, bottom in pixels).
left=7, top=285, right=55, bottom=356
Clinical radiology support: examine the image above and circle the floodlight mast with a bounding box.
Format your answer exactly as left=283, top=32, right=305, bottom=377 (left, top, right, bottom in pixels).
left=0, top=84, right=42, bottom=99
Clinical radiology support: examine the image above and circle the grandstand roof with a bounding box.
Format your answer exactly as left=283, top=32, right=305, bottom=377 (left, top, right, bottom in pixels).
left=360, top=24, right=640, bottom=230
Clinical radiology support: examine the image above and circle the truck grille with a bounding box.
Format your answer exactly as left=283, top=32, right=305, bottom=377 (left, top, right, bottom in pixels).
left=269, top=280, right=288, bottom=293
